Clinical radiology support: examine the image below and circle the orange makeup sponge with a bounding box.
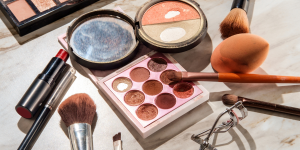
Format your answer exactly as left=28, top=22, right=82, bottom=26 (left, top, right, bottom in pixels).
left=211, top=34, right=269, bottom=73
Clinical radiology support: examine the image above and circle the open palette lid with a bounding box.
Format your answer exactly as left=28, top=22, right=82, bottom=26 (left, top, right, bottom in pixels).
left=66, top=0, right=207, bottom=70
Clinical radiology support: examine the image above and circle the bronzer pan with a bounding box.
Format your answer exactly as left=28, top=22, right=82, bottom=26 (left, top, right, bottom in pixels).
left=135, top=0, right=207, bottom=53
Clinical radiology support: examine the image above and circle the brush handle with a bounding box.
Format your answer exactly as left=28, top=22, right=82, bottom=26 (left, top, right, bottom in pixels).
left=218, top=73, right=300, bottom=83
left=240, top=97, right=300, bottom=116
left=231, top=0, right=249, bottom=12
left=18, top=107, right=51, bottom=150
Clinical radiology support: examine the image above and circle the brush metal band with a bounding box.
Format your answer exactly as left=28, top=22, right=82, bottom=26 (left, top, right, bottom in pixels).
left=113, top=140, right=122, bottom=150
left=231, top=0, right=249, bottom=12
left=68, top=123, right=93, bottom=150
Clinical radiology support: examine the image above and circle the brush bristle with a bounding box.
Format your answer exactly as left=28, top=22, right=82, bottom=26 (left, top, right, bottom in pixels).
left=220, top=8, right=250, bottom=38
left=167, top=71, right=182, bottom=83
left=58, top=93, right=96, bottom=127
left=113, top=132, right=121, bottom=142
left=222, top=94, right=238, bottom=105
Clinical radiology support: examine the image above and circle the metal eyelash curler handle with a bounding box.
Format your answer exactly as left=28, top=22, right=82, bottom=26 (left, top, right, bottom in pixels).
left=191, top=101, right=248, bottom=150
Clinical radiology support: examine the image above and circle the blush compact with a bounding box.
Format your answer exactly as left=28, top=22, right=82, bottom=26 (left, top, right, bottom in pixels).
left=65, top=0, right=207, bottom=70
left=98, top=51, right=209, bottom=138
left=0, top=0, right=99, bottom=36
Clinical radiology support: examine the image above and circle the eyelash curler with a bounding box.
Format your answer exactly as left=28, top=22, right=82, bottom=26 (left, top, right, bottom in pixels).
left=191, top=101, right=248, bottom=150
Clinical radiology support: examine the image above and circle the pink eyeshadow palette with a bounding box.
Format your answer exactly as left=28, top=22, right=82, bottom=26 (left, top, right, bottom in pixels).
left=104, top=53, right=203, bottom=127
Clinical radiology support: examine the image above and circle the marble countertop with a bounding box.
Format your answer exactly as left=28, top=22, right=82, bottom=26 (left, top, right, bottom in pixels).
left=1, top=0, right=300, bottom=149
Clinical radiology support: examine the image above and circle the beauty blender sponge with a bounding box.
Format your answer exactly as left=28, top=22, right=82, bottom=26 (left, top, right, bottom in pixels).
left=211, top=33, right=269, bottom=73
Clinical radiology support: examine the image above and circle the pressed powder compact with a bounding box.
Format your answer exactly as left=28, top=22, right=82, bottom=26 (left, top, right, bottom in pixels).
left=98, top=51, right=209, bottom=138
left=66, top=0, right=207, bottom=70
left=0, top=0, right=99, bottom=36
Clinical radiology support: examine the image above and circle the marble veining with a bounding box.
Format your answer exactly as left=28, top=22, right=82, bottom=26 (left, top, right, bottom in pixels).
left=1, top=0, right=300, bottom=150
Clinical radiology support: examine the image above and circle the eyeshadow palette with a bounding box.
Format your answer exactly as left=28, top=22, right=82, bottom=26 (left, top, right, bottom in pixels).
left=0, top=0, right=99, bottom=36
left=98, top=51, right=209, bottom=138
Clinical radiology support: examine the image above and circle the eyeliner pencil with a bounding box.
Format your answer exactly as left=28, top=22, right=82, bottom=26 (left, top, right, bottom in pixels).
left=18, top=67, right=76, bottom=150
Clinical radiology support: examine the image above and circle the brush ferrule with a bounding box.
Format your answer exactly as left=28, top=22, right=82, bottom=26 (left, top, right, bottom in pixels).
left=68, top=123, right=93, bottom=150
left=113, top=140, right=122, bottom=150
left=231, top=0, right=249, bottom=12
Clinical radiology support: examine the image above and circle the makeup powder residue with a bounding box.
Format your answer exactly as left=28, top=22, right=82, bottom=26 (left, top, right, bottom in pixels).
left=148, top=58, right=167, bottom=72
left=130, top=67, right=150, bottom=82
left=156, top=93, right=176, bottom=109
left=142, top=80, right=163, bottom=95
left=160, top=70, right=176, bottom=85
left=160, top=27, right=186, bottom=42
left=70, top=17, right=136, bottom=62
left=124, top=90, right=145, bottom=106
left=165, top=11, right=180, bottom=19
left=136, top=104, right=158, bottom=121
left=173, top=82, right=194, bottom=99
left=112, top=77, right=132, bottom=92
left=31, top=0, right=56, bottom=12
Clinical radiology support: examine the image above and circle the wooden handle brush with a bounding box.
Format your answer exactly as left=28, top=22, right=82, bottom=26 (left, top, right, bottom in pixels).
left=222, top=94, right=300, bottom=116
left=166, top=71, right=300, bottom=84
left=58, top=93, right=96, bottom=150
left=220, top=0, right=250, bottom=38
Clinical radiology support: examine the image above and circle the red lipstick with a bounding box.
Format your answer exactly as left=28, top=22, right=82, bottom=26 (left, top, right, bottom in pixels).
left=16, top=49, right=69, bottom=118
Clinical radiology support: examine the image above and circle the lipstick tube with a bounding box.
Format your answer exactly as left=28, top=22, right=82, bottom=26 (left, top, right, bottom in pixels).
left=15, top=49, right=69, bottom=118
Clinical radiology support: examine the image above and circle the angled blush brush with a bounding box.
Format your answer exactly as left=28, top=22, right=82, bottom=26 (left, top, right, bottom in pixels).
left=222, top=94, right=300, bottom=116
left=165, top=71, right=300, bottom=84
left=220, top=0, right=250, bottom=38
left=58, top=93, right=96, bottom=150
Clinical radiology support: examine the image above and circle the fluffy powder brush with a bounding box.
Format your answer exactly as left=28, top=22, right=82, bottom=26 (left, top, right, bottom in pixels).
left=58, top=93, right=96, bottom=150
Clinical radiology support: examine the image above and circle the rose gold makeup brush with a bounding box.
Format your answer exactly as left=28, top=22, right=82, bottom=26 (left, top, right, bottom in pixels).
left=222, top=94, right=300, bottom=116
left=58, top=93, right=96, bottom=150
left=220, top=0, right=250, bottom=38
left=166, top=71, right=300, bottom=84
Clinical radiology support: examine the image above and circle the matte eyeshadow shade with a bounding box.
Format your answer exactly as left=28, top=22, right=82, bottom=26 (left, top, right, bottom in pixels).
left=124, top=90, right=145, bottom=106
left=142, top=1, right=200, bottom=25
left=7, top=0, right=36, bottom=22
left=70, top=17, right=136, bottom=62
left=31, top=0, right=56, bottom=12
left=130, top=67, right=150, bottom=82
left=160, top=70, right=176, bottom=85
left=112, top=77, right=132, bottom=93
left=173, top=82, right=194, bottom=98
left=155, top=93, right=176, bottom=109
left=136, top=104, right=158, bottom=121
left=147, top=58, right=167, bottom=72
left=142, top=19, right=200, bottom=43
left=142, top=80, right=163, bottom=96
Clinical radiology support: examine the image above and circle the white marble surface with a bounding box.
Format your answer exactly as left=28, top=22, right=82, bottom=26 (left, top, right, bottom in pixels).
left=1, top=0, right=300, bottom=149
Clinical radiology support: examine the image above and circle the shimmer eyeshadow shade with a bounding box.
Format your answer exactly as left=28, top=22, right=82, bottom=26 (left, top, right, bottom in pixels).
left=173, top=82, right=194, bottom=99
left=112, top=77, right=133, bottom=93
left=124, top=90, right=145, bottom=106
left=142, top=80, right=163, bottom=96
left=0, top=0, right=98, bottom=36
left=130, top=67, right=150, bottom=82
left=136, top=104, right=158, bottom=121
left=148, top=58, right=167, bottom=72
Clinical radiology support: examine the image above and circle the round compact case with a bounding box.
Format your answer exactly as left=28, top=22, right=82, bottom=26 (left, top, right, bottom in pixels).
left=66, top=0, right=207, bottom=70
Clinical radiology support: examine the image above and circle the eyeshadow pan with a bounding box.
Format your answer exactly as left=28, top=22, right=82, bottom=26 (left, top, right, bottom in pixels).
left=160, top=70, right=176, bottom=85
left=112, top=77, right=132, bottom=93
left=155, top=93, right=176, bottom=109
left=7, top=0, right=36, bottom=22
left=130, top=67, right=150, bottom=82
left=31, top=0, right=56, bottom=12
left=173, top=82, right=194, bottom=99
left=124, top=90, right=145, bottom=106
left=142, top=80, right=163, bottom=96
left=148, top=58, right=167, bottom=72
left=136, top=104, right=158, bottom=121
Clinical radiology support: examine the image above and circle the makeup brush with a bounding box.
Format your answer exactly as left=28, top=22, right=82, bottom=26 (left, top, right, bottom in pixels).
left=113, top=132, right=122, bottom=150
left=220, top=0, right=250, bottom=38
left=166, top=71, right=300, bottom=84
left=58, top=93, right=96, bottom=150
left=222, top=94, right=300, bottom=116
